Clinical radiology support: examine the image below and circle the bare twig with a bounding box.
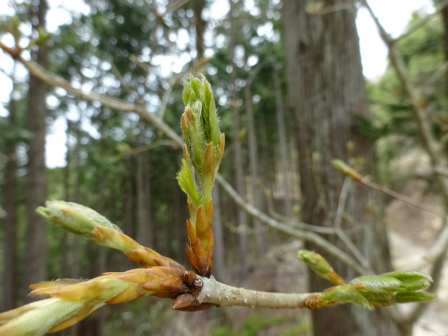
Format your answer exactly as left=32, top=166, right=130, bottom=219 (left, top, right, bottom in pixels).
left=360, top=178, right=447, bottom=218
left=198, top=275, right=312, bottom=308
left=216, top=174, right=366, bottom=275
left=333, top=178, right=372, bottom=271
left=394, top=0, right=448, bottom=42
left=116, top=140, right=179, bottom=158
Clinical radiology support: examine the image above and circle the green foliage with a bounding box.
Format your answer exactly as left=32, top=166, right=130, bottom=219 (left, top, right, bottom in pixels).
left=321, top=271, right=436, bottom=310
left=177, top=159, right=201, bottom=206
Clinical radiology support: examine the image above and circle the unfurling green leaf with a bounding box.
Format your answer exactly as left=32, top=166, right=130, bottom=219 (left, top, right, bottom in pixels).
left=177, top=159, right=201, bottom=206
left=315, top=270, right=436, bottom=310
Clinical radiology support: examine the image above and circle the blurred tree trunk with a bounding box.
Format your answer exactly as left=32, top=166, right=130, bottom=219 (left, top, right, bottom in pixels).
left=245, top=83, right=267, bottom=255
left=136, top=123, right=154, bottom=249
left=211, top=185, right=227, bottom=282
left=230, top=18, right=249, bottom=280
left=282, top=1, right=397, bottom=335
left=174, top=178, right=188, bottom=265
left=25, top=0, right=48, bottom=293
left=273, top=66, right=293, bottom=218
left=3, top=70, right=18, bottom=311
left=441, top=1, right=448, bottom=95
left=79, top=112, right=107, bottom=336
left=61, top=117, right=72, bottom=278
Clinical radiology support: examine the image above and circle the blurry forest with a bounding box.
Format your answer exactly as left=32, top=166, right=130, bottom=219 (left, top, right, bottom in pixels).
left=1, top=0, right=448, bottom=335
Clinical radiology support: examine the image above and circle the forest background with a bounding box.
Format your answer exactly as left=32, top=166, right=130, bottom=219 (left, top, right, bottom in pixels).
left=1, top=0, right=448, bottom=335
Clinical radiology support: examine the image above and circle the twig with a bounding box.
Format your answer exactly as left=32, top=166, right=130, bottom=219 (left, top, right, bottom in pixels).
left=198, top=275, right=312, bottom=308
left=394, top=0, right=448, bottom=42
left=421, top=60, right=448, bottom=92
left=216, top=174, right=366, bottom=275
left=333, top=178, right=372, bottom=272
left=111, top=61, right=133, bottom=94
left=116, top=140, right=178, bottom=158
left=360, top=178, right=447, bottom=218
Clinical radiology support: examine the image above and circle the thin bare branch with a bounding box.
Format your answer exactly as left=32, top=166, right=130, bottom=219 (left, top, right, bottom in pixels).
left=394, top=0, right=448, bottom=42
left=216, top=175, right=367, bottom=275
left=117, top=140, right=179, bottom=158
left=333, top=179, right=372, bottom=271
left=360, top=178, right=447, bottom=218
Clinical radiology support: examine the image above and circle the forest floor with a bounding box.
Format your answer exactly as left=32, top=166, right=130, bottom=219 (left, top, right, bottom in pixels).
left=386, top=184, right=448, bottom=336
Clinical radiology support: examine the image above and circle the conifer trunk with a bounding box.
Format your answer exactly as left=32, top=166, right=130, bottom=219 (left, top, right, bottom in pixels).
left=282, top=1, right=396, bottom=334
left=245, top=83, right=267, bottom=255
left=273, top=67, right=293, bottom=218
left=25, top=0, right=48, bottom=293
left=230, top=24, right=249, bottom=279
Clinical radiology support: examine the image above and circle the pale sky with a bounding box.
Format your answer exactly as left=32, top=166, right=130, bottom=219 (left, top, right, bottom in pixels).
left=0, top=0, right=435, bottom=168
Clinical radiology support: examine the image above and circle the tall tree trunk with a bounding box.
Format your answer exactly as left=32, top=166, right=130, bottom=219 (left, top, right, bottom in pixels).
left=211, top=185, right=227, bottom=282
left=123, top=156, right=136, bottom=266
left=136, top=124, right=154, bottom=249
left=282, top=1, right=396, bottom=335
left=245, top=83, right=267, bottom=255
left=61, top=117, right=72, bottom=279
left=273, top=66, right=293, bottom=218
left=230, top=19, right=249, bottom=280
left=3, top=69, right=18, bottom=311
left=25, top=0, right=48, bottom=292
left=441, top=1, right=448, bottom=96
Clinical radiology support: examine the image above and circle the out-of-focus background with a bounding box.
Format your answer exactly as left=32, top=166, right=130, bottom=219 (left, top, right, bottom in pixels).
left=1, top=0, right=447, bottom=335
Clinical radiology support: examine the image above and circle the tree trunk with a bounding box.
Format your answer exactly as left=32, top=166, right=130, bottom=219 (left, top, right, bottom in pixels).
left=230, top=20, right=249, bottom=280
left=273, top=66, right=293, bottom=218
left=441, top=2, right=448, bottom=96
left=25, top=0, right=48, bottom=293
left=211, top=185, right=227, bottom=282
left=245, top=83, right=267, bottom=255
left=3, top=72, right=18, bottom=311
left=136, top=124, right=154, bottom=249
left=282, top=1, right=396, bottom=334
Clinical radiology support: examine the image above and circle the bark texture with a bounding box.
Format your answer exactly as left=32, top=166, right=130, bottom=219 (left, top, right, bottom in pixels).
left=245, top=83, right=267, bottom=255
left=25, top=0, right=48, bottom=292
left=282, top=1, right=396, bottom=334
left=229, top=8, right=248, bottom=279
left=274, top=67, right=293, bottom=218
left=211, top=185, right=228, bottom=282
left=136, top=124, right=154, bottom=249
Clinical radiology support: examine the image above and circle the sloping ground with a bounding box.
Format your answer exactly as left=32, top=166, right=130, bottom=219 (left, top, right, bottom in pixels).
left=387, top=194, right=448, bottom=336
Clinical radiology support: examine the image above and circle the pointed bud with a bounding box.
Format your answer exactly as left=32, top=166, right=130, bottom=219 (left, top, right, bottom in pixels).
left=298, top=250, right=345, bottom=286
